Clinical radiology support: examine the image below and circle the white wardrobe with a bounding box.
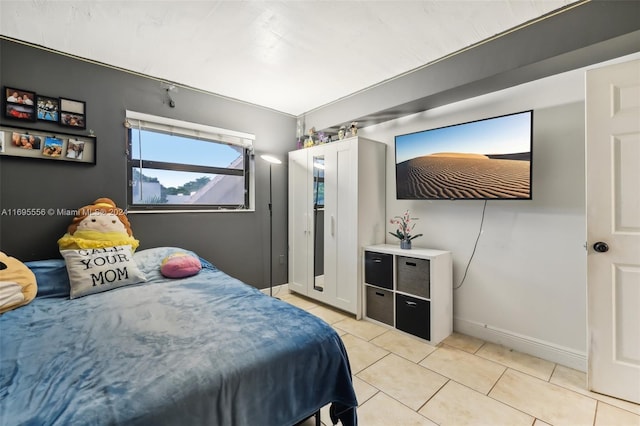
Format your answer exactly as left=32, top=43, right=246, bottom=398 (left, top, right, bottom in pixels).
left=288, top=136, right=386, bottom=317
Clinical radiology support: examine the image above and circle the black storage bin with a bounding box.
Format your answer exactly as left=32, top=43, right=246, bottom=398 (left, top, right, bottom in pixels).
left=397, top=256, right=430, bottom=299
left=396, top=294, right=430, bottom=340
left=364, top=251, right=393, bottom=289
left=365, top=286, right=394, bottom=326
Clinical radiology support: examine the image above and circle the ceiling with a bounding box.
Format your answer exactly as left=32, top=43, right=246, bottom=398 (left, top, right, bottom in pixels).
left=0, top=1, right=581, bottom=117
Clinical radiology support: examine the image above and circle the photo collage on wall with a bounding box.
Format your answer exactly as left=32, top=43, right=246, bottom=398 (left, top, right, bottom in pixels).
left=0, top=126, right=95, bottom=164
left=3, top=86, right=86, bottom=129
left=1, top=85, right=93, bottom=164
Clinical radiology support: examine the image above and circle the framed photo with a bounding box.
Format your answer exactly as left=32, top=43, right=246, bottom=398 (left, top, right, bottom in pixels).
left=42, top=136, right=64, bottom=157
left=3, top=86, right=37, bottom=122
left=36, top=95, right=60, bottom=122
left=0, top=124, right=96, bottom=164
left=65, top=138, right=86, bottom=160
left=59, top=97, right=86, bottom=129
left=11, top=131, right=42, bottom=150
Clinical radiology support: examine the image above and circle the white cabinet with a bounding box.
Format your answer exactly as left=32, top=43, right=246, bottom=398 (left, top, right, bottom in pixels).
left=363, top=244, right=453, bottom=345
left=288, top=137, right=386, bottom=316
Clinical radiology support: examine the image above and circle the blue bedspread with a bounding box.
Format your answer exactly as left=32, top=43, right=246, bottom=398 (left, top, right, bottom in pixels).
left=0, top=247, right=357, bottom=426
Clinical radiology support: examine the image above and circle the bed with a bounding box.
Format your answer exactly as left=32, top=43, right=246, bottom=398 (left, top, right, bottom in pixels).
left=0, top=247, right=357, bottom=426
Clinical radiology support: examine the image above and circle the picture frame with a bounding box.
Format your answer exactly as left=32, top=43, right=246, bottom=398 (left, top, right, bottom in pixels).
left=59, top=97, right=86, bottom=129
left=42, top=136, right=64, bottom=157
left=3, top=86, right=37, bottom=122
left=65, top=138, right=86, bottom=160
left=0, top=124, right=96, bottom=164
left=36, top=95, right=60, bottom=122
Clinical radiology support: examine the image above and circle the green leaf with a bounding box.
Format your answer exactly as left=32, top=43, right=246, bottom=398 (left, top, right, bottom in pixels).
left=389, top=231, right=403, bottom=239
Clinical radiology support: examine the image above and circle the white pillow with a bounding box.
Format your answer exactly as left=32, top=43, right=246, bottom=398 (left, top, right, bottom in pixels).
left=60, top=245, right=147, bottom=299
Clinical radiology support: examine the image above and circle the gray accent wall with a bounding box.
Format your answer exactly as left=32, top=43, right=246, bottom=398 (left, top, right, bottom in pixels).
left=0, top=39, right=295, bottom=288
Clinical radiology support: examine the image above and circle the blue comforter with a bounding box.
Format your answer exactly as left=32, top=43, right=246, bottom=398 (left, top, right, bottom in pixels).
left=0, top=247, right=357, bottom=426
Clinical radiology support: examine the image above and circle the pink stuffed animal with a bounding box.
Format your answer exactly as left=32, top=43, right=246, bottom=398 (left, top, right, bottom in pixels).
left=160, top=253, right=202, bottom=278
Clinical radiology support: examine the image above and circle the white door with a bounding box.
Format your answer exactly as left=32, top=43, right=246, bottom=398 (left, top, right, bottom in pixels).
left=322, top=140, right=358, bottom=314
left=334, top=141, right=357, bottom=313
left=586, top=58, right=640, bottom=404
left=322, top=142, right=339, bottom=307
left=310, top=147, right=330, bottom=304
left=288, top=149, right=311, bottom=295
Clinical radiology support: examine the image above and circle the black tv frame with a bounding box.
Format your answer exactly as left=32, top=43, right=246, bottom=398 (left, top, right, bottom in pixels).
left=394, top=110, right=533, bottom=201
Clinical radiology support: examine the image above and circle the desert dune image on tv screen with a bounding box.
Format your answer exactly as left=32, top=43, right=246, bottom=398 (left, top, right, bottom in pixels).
left=395, top=112, right=532, bottom=200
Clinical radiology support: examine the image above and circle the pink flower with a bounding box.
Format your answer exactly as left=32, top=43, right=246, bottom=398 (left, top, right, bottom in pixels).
left=388, top=210, right=423, bottom=242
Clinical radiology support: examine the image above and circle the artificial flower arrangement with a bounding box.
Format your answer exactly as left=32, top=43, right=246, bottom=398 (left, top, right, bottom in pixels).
left=389, top=210, right=423, bottom=248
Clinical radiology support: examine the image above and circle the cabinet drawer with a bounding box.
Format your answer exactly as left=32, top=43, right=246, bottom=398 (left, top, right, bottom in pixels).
left=365, top=286, right=394, bottom=326
left=396, top=294, right=430, bottom=340
left=365, top=251, right=393, bottom=290
left=397, top=256, right=430, bottom=299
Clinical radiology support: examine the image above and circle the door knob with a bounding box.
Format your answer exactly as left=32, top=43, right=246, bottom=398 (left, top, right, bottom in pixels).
left=593, top=242, right=609, bottom=253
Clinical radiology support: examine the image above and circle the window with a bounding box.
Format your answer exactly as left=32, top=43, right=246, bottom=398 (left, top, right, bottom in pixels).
left=126, top=111, right=254, bottom=211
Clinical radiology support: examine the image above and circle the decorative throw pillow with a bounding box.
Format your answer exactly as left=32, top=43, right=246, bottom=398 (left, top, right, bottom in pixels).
left=0, top=252, right=37, bottom=314
left=160, top=252, right=202, bottom=278
left=25, top=259, right=70, bottom=298
left=60, top=245, right=147, bottom=299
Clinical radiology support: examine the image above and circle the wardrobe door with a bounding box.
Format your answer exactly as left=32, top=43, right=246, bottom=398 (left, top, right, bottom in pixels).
left=321, top=143, right=337, bottom=303
left=288, top=149, right=312, bottom=295
left=310, top=151, right=327, bottom=299
left=323, top=140, right=357, bottom=313
left=334, top=141, right=357, bottom=312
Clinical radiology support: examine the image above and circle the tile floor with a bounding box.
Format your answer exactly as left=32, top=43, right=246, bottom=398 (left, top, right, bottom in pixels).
left=275, top=289, right=640, bottom=426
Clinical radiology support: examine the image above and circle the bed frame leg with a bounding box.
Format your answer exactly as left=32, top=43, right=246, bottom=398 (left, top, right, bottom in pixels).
left=294, top=410, right=321, bottom=426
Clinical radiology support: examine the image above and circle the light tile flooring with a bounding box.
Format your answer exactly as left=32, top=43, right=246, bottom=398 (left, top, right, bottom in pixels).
left=275, top=290, right=640, bottom=426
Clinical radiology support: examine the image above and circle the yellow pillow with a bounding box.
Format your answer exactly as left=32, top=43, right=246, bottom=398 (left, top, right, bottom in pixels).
left=0, top=252, right=37, bottom=314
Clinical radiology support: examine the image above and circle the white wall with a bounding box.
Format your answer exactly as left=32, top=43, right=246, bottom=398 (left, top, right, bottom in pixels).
left=358, top=66, right=590, bottom=370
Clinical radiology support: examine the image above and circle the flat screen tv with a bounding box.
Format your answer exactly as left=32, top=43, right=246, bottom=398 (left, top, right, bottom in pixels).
left=395, top=110, right=533, bottom=200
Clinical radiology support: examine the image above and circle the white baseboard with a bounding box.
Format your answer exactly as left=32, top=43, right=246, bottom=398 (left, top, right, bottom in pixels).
left=265, top=289, right=587, bottom=371
left=454, top=317, right=587, bottom=372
